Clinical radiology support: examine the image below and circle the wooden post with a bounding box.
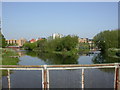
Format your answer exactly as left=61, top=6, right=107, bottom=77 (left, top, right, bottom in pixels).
left=82, top=69, right=84, bottom=89
left=7, top=69, right=11, bottom=90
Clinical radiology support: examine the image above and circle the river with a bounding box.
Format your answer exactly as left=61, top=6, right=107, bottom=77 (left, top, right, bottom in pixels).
left=2, top=50, right=120, bottom=88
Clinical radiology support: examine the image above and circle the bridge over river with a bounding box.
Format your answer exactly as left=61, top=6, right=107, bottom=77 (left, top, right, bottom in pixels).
left=0, top=63, right=120, bottom=89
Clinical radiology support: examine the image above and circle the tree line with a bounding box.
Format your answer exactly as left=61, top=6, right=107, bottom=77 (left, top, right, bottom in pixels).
left=93, top=30, right=119, bottom=51
left=93, top=29, right=120, bottom=57
left=23, top=35, right=81, bottom=55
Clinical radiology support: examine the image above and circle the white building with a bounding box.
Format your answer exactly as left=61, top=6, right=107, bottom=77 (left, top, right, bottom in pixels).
left=52, top=33, right=63, bottom=39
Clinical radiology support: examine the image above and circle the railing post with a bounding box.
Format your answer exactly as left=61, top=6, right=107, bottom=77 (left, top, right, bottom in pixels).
left=42, top=65, right=49, bottom=90
left=82, top=69, right=84, bottom=89
left=118, top=66, right=120, bottom=90
left=7, top=69, right=11, bottom=90
left=114, top=63, right=120, bottom=90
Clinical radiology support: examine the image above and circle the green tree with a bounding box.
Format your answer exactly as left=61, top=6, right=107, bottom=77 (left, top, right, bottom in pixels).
left=0, top=29, right=6, bottom=48
left=23, top=42, right=37, bottom=50
left=60, top=35, right=78, bottom=51
left=36, top=39, right=47, bottom=52
left=93, top=30, right=119, bottom=52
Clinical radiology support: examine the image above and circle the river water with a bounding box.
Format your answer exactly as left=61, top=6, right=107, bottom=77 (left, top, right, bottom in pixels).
left=2, top=50, right=120, bottom=88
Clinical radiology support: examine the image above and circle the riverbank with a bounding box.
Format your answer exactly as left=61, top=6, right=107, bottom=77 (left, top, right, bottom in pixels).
left=107, top=48, right=120, bottom=58
left=1, top=48, right=20, bottom=76
left=1, top=48, right=20, bottom=65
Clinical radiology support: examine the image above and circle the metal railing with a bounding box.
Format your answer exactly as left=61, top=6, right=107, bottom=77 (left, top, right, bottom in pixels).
left=0, top=63, right=120, bottom=90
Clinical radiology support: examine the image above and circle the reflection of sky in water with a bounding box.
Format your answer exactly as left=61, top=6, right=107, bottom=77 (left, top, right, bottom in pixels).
left=78, top=55, right=94, bottom=64
left=19, top=55, right=47, bottom=65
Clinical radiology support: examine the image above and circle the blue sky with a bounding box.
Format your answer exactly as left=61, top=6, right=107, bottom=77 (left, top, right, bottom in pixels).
left=2, top=2, right=118, bottom=40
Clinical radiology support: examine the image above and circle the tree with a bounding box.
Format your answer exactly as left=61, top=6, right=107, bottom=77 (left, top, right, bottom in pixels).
left=37, top=39, right=47, bottom=52
left=23, top=42, right=37, bottom=50
left=0, top=29, right=6, bottom=48
left=93, top=30, right=119, bottom=51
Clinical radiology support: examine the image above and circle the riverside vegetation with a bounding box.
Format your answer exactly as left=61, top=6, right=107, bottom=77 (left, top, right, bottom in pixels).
left=0, top=29, right=19, bottom=76
left=0, top=48, right=19, bottom=76
left=93, top=29, right=120, bottom=58
left=23, top=35, right=90, bottom=56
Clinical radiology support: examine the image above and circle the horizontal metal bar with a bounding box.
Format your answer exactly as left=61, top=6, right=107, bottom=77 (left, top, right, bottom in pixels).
left=0, top=63, right=119, bottom=68
left=47, top=66, right=115, bottom=70
left=0, top=66, right=115, bottom=71
left=47, top=64, right=116, bottom=68
left=0, top=65, right=44, bottom=68
left=0, top=68, right=43, bottom=70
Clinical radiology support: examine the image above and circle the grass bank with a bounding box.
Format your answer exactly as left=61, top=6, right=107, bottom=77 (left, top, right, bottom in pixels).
left=1, top=48, right=19, bottom=65
left=107, top=48, right=120, bottom=58
left=0, top=48, right=20, bottom=76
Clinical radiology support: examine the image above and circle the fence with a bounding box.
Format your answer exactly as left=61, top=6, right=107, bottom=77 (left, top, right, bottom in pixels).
left=0, top=63, right=120, bottom=90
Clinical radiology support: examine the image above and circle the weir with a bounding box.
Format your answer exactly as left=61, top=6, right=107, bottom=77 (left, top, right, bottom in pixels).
left=0, top=63, right=120, bottom=90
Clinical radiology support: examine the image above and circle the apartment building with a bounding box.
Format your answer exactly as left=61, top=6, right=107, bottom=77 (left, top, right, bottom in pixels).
left=6, top=38, right=27, bottom=47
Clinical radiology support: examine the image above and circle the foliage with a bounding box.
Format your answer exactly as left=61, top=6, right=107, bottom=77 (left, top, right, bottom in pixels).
left=36, top=39, right=47, bottom=52
left=23, top=42, right=37, bottom=50
left=93, top=30, right=119, bottom=52
left=1, top=48, right=19, bottom=76
left=0, top=30, right=7, bottom=48
left=45, top=35, right=79, bottom=52
left=23, top=35, right=80, bottom=55
left=2, top=48, right=19, bottom=65
left=107, top=48, right=120, bottom=58
left=59, top=35, right=79, bottom=51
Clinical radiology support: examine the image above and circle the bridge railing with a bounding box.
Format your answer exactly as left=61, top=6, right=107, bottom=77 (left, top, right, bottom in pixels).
left=0, top=63, right=120, bottom=90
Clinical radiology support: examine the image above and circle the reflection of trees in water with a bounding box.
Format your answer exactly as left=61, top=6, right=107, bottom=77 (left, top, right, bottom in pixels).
left=26, top=51, right=37, bottom=57
left=26, top=51, right=79, bottom=64
left=92, top=52, right=120, bottom=73
left=92, top=52, right=120, bottom=64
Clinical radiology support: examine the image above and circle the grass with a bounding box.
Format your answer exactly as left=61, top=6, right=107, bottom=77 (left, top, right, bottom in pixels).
left=1, top=48, right=19, bottom=65
left=107, top=48, right=120, bottom=58
left=0, top=48, right=20, bottom=77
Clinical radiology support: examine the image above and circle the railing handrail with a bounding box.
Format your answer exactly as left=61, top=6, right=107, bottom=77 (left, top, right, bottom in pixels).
left=0, top=63, right=119, bottom=68
left=1, top=63, right=120, bottom=90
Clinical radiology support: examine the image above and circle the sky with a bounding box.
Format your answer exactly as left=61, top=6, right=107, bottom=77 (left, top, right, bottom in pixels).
left=2, top=2, right=118, bottom=40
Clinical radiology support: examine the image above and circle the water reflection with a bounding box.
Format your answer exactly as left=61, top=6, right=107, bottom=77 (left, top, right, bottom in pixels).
left=2, top=50, right=117, bottom=88
left=92, top=52, right=120, bottom=64
left=24, top=51, right=120, bottom=65
left=26, top=51, right=79, bottom=64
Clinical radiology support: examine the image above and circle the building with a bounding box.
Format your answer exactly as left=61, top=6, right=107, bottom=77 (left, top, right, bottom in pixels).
left=17, top=38, right=27, bottom=46
left=78, top=38, right=88, bottom=43
left=29, top=39, right=36, bottom=43
left=52, top=33, right=63, bottom=39
left=6, top=38, right=27, bottom=47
